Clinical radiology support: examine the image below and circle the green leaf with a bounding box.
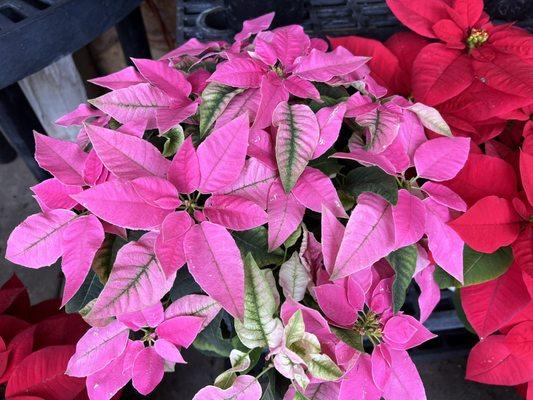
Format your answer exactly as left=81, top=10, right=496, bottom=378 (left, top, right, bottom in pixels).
left=294, top=392, right=311, bottom=400
left=169, top=267, right=202, bottom=301
left=279, top=252, right=310, bottom=302
left=65, top=270, right=103, bottom=313
left=90, top=234, right=115, bottom=283
left=235, top=254, right=283, bottom=349
left=434, top=245, right=513, bottom=288
left=309, top=83, right=350, bottom=111
left=275, top=103, right=319, bottom=192
left=387, top=245, right=418, bottom=313
left=233, top=227, right=284, bottom=267
left=290, top=333, right=321, bottom=362
left=344, top=166, right=398, bottom=205
left=308, top=149, right=343, bottom=177
left=307, top=354, right=343, bottom=381
left=453, top=290, right=475, bottom=334
left=330, top=326, right=364, bottom=352
left=284, top=225, right=302, bottom=249
left=199, top=83, right=243, bottom=137
left=260, top=370, right=280, bottom=400
left=214, top=349, right=252, bottom=388
left=162, top=126, right=184, bottom=157
left=285, top=310, right=305, bottom=346
left=193, top=312, right=233, bottom=357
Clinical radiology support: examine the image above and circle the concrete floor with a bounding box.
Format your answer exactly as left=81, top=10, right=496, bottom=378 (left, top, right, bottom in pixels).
left=0, top=158, right=521, bottom=399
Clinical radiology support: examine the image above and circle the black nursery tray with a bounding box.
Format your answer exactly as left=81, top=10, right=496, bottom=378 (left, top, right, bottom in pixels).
left=176, top=0, right=533, bottom=44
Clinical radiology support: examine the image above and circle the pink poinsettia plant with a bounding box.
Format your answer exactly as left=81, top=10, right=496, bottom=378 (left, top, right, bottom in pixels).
left=5, top=12, right=476, bottom=400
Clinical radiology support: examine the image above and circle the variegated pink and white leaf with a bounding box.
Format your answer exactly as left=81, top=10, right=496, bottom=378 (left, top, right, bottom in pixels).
left=88, top=66, right=145, bottom=90
left=208, top=58, right=264, bottom=88
left=413, top=137, right=470, bottom=181
left=132, top=58, right=192, bottom=98
left=85, top=124, right=170, bottom=180
left=30, top=178, right=81, bottom=211
left=204, top=194, right=267, bottom=231
left=168, top=136, right=201, bottom=194
left=89, top=237, right=168, bottom=319
left=6, top=209, right=77, bottom=269
left=392, top=189, right=426, bottom=248
left=89, top=83, right=175, bottom=130
left=132, top=347, right=165, bottom=395
left=253, top=73, right=290, bottom=130
left=331, top=193, right=395, bottom=280
left=66, top=319, right=129, bottom=377
left=321, top=205, right=345, bottom=274
left=273, top=101, right=319, bottom=192
left=72, top=178, right=174, bottom=230
left=155, top=211, right=194, bottom=278
left=214, top=88, right=261, bottom=129
left=183, top=222, right=245, bottom=319
left=292, top=167, right=347, bottom=218
left=267, top=180, right=305, bottom=250
left=165, top=294, right=221, bottom=329
left=61, top=215, right=105, bottom=306
left=313, top=103, right=347, bottom=159
left=218, top=158, right=278, bottom=208
left=198, top=114, right=250, bottom=192
left=34, top=132, right=87, bottom=185
left=193, top=374, right=262, bottom=400
left=293, top=46, right=369, bottom=82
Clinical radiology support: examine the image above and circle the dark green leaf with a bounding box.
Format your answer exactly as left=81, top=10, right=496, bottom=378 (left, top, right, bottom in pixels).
left=344, top=166, right=398, bottom=205
left=331, top=326, right=364, bottom=352
left=193, top=312, right=233, bottom=357
left=308, top=149, right=343, bottom=176
left=387, top=245, right=418, bottom=313
left=233, top=227, right=284, bottom=267
left=162, top=126, right=184, bottom=157
left=170, top=267, right=203, bottom=301
left=453, top=290, right=475, bottom=334
left=315, top=83, right=349, bottom=99
left=65, top=270, right=103, bottom=313
left=260, top=370, right=282, bottom=400
left=434, top=245, right=513, bottom=288
left=91, top=234, right=115, bottom=283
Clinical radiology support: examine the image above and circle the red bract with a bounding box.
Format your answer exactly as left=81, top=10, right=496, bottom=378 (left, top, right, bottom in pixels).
left=0, top=276, right=89, bottom=399
left=387, top=0, right=533, bottom=104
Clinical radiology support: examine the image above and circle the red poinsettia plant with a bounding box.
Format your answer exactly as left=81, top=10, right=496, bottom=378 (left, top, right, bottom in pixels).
left=0, top=275, right=89, bottom=399
left=331, top=0, right=533, bottom=396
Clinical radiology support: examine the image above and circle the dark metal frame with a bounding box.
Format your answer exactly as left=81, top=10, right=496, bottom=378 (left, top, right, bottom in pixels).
left=0, top=0, right=151, bottom=180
